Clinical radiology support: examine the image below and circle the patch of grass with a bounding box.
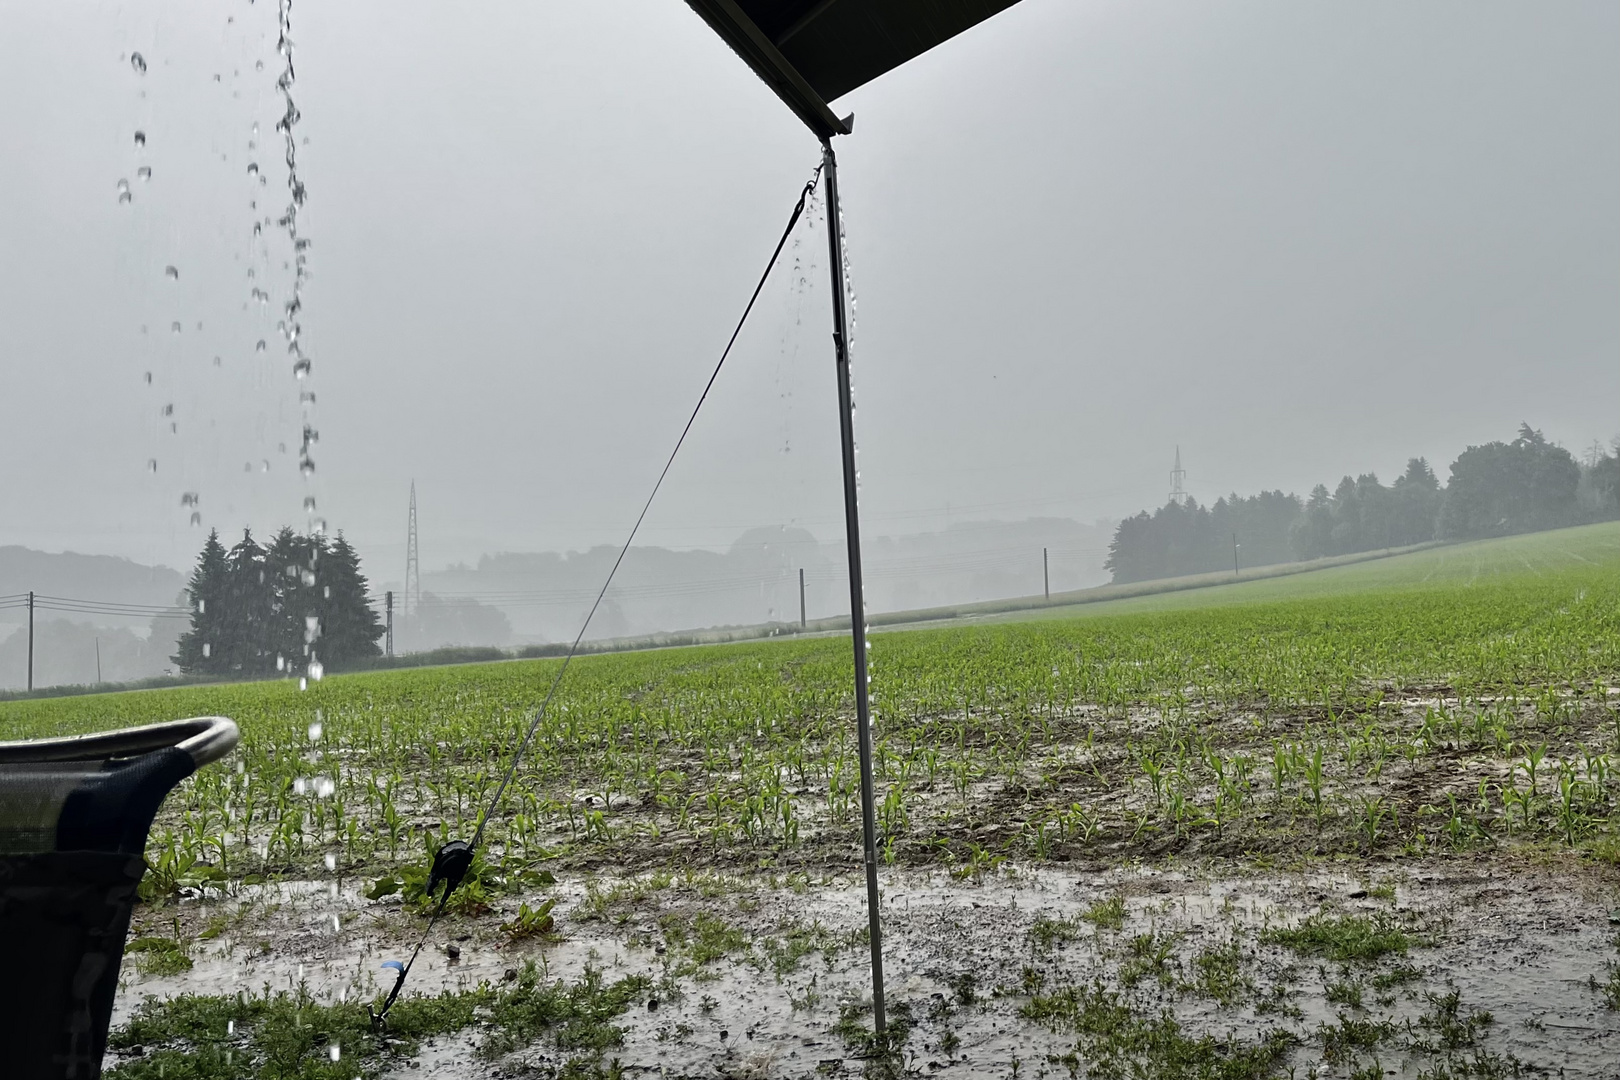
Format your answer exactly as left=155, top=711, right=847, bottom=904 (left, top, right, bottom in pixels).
left=1081, top=895, right=1127, bottom=931
left=832, top=999, right=913, bottom=1068
left=1190, top=937, right=1251, bottom=1006
left=1030, top=913, right=1086, bottom=951
left=1319, top=1011, right=1398, bottom=1064
left=1026, top=979, right=1295, bottom=1079
left=1263, top=911, right=1417, bottom=964
left=107, top=985, right=480, bottom=1080
left=479, top=962, right=651, bottom=1063
left=124, top=936, right=193, bottom=976
left=1406, top=988, right=1493, bottom=1053
left=1120, top=930, right=1181, bottom=987
left=658, top=910, right=749, bottom=978
left=758, top=921, right=832, bottom=979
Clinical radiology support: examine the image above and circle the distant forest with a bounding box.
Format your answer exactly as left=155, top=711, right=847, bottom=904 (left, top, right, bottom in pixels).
left=1107, top=425, right=1620, bottom=585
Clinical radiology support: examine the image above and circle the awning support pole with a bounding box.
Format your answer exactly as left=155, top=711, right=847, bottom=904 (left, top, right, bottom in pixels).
left=821, top=138, right=886, bottom=1037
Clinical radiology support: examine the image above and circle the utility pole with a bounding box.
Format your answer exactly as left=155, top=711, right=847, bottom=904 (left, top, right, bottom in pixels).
left=1170, top=446, right=1188, bottom=506
left=821, top=139, right=885, bottom=1037
left=26, top=591, right=34, bottom=692
left=799, top=568, right=806, bottom=629
left=1232, top=533, right=1240, bottom=578
left=95, top=637, right=102, bottom=684
left=1043, top=547, right=1050, bottom=600
left=385, top=591, right=394, bottom=658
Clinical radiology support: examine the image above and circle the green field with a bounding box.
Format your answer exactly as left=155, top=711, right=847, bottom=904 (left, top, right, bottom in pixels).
left=2, top=522, right=1617, bottom=883
left=7, top=523, right=1620, bottom=1079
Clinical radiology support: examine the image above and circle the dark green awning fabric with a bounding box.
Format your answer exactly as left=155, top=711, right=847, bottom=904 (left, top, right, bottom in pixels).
left=685, top=0, right=1024, bottom=139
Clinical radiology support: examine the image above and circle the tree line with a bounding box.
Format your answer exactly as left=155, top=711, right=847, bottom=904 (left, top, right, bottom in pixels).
left=1107, top=425, right=1620, bottom=585
left=175, top=528, right=384, bottom=677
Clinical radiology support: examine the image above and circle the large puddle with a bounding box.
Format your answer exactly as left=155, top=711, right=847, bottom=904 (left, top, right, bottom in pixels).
left=110, top=860, right=1620, bottom=1077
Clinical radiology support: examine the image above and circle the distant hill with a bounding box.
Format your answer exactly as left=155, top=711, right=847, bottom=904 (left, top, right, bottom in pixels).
left=0, top=547, right=185, bottom=691
left=399, top=518, right=1114, bottom=646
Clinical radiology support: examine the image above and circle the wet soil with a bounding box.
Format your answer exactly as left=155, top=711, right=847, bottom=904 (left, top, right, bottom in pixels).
left=111, top=856, right=1620, bottom=1078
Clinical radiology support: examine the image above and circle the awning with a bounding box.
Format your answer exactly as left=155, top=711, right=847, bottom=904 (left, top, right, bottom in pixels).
left=684, top=0, right=1025, bottom=139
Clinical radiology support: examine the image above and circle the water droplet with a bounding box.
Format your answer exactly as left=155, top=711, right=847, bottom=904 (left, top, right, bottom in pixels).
left=247, top=162, right=259, bottom=177
left=146, top=458, right=157, bottom=473
left=190, top=511, right=202, bottom=526
left=116, top=179, right=131, bottom=204
left=328, top=1045, right=341, bottom=1063
left=227, top=1020, right=235, bottom=1035
left=323, top=851, right=336, bottom=870
left=164, top=265, right=178, bottom=280
left=143, top=371, right=152, bottom=384
left=299, top=677, right=308, bottom=691
left=255, top=339, right=266, bottom=352
left=294, top=777, right=308, bottom=795
left=293, top=358, right=311, bottom=379
left=214, top=355, right=222, bottom=366
left=255, top=60, right=264, bottom=73
left=308, top=720, right=323, bottom=741
left=134, top=130, right=146, bottom=148
left=130, top=52, right=146, bottom=74
left=137, top=165, right=151, bottom=181
left=170, top=321, right=182, bottom=334
left=276, top=654, right=286, bottom=671
left=315, top=775, right=334, bottom=797
left=261, top=459, right=271, bottom=472
left=198, top=600, right=205, bottom=614
left=252, top=222, right=262, bottom=237
left=303, top=496, right=316, bottom=513
left=202, top=642, right=212, bottom=658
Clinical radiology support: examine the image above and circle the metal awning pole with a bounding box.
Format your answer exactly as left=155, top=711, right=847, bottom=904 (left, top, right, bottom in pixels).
left=820, top=138, right=886, bottom=1037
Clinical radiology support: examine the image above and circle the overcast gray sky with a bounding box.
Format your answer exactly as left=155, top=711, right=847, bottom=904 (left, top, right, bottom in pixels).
left=2, top=0, right=1615, bottom=578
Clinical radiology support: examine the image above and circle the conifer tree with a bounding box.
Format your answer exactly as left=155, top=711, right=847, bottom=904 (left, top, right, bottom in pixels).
left=221, top=528, right=274, bottom=675
left=173, top=529, right=229, bottom=674
left=321, top=533, right=384, bottom=666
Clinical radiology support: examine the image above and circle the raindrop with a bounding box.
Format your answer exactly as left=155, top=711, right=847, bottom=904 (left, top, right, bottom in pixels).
left=130, top=52, right=146, bottom=74
left=276, top=654, right=286, bottom=671
left=293, top=777, right=308, bottom=795
left=299, top=677, right=308, bottom=691
left=189, top=512, right=202, bottom=527
left=252, top=222, right=262, bottom=237
left=202, top=643, right=212, bottom=658
left=143, top=371, right=152, bottom=384
left=199, top=600, right=205, bottom=613
left=293, top=358, right=311, bottom=379
left=164, top=265, right=178, bottom=280
left=137, top=166, right=151, bottom=181
left=146, top=459, right=157, bottom=473
left=314, top=775, right=334, bottom=797
left=261, top=459, right=270, bottom=472
left=308, top=720, right=323, bottom=741
left=134, top=130, right=146, bottom=148
left=170, top=321, right=182, bottom=334
left=328, top=1045, right=340, bottom=1063
left=246, top=162, right=259, bottom=178
left=255, top=60, right=264, bottom=72
left=116, top=179, right=131, bottom=204
left=303, top=496, right=316, bottom=513
left=309, top=660, right=325, bottom=683
left=213, top=356, right=222, bottom=367
left=255, top=339, right=266, bottom=352
left=227, top=1020, right=235, bottom=1036
left=323, top=852, right=336, bottom=870
left=301, top=460, right=315, bottom=478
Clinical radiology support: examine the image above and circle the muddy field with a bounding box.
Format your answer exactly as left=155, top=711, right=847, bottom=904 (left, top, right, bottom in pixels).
left=111, top=855, right=1620, bottom=1078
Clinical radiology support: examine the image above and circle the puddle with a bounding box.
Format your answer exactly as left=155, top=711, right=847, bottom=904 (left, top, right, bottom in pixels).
left=110, top=861, right=1620, bottom=1077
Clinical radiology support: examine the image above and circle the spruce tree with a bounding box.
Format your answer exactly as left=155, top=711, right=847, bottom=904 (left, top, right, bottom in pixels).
left=173, top=529, right=229, bottom=674
left=222, top=528, right=274, bottom=676
left=265, top=526, right=323, bottom=674
left=321, top=533, right=384, bottom=666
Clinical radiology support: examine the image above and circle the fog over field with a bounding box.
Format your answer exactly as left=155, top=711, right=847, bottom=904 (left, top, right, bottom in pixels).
left=0, top=1, right=1615, bottom=684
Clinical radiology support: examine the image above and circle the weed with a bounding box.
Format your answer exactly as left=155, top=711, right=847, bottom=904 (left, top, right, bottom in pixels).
left=1264, top=912, right=1416, bottom=964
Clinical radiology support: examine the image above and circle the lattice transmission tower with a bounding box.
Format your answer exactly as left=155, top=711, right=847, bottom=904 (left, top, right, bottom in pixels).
left=404, top=481, right=420, bottom=617
left=1169, top=447, right=1189, bottom=506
